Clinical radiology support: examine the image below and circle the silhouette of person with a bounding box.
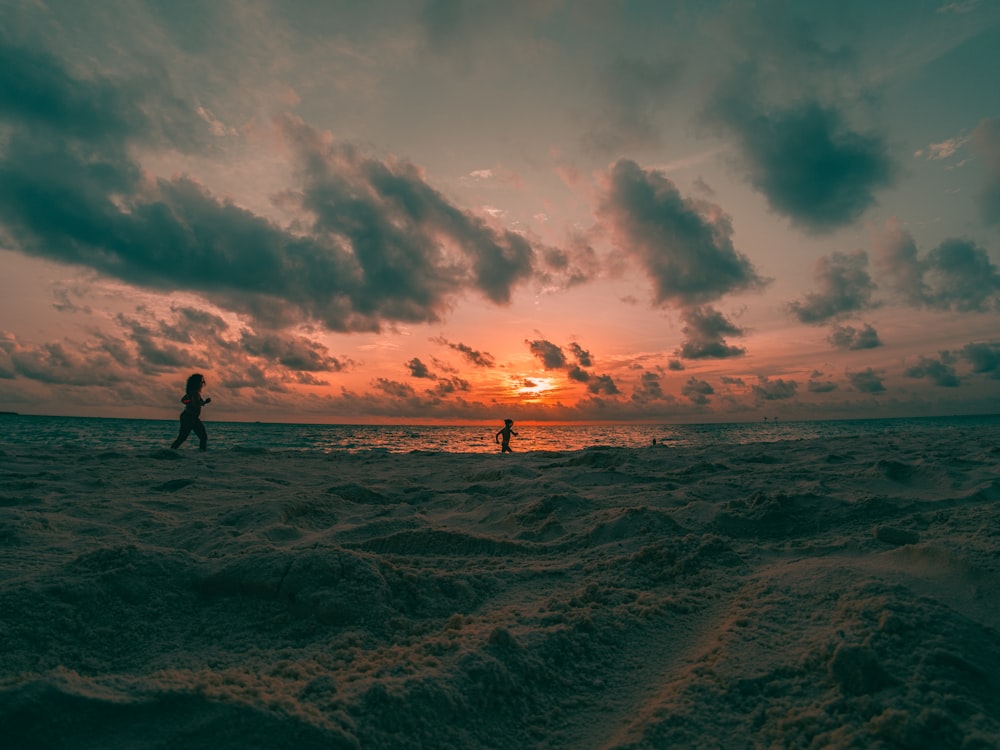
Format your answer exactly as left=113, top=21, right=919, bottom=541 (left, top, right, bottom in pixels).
left=495, top=418, right=518, bottom=453
left=171, top=373, right=211, bottom=450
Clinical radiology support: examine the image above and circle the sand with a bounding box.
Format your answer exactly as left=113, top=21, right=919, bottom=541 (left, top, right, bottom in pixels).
left=2, top=426, right=1000, bottom=749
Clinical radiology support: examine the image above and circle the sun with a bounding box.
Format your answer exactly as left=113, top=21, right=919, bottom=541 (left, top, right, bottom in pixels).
left=514, top=375, right=558, bottom=402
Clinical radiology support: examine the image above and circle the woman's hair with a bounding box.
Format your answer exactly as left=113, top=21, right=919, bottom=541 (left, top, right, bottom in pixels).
left=185, top=373, right=205, bottom=393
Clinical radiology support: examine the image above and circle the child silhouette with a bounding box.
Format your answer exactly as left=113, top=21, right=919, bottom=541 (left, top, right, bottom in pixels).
left=170, top=373, right=211, bottom=450
left=495, top=418, right=518, bottom=453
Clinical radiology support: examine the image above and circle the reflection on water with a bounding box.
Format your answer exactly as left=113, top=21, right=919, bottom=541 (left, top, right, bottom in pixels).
left=1, top=413, right=997, bottom=454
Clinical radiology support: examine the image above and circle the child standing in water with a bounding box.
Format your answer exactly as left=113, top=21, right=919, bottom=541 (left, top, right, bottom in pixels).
left=171, top=373, right=211, bottom=451
left=495, top=418, right=518, bottom=453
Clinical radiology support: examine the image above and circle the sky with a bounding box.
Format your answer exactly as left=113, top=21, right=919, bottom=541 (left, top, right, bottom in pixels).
left=1, top=0, right=999, bottom=425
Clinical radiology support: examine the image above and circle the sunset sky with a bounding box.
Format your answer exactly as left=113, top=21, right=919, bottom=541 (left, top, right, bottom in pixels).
left=1, top=0, right=999, bottom=424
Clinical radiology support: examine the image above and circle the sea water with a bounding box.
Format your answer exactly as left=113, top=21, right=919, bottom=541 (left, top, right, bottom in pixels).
left=0, top=413, right=996, bottom=454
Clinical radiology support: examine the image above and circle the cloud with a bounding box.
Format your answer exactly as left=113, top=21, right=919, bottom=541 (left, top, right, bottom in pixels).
left=567, top=366, right=590, bottom=383
left=705, top=88, right=895, bottom=233
left=960, top=341, right=1000, bottom=376
left=599, top=159, right=765, bottom=307
left=406, top=358, right=434, bottom=379
left=915, top=134, right=971, bottom=161
left=971, top=117, right=1000, bottom=224
left=568, top=342, right=593, bottom=367
left=752, top=376, right=798, bottom=401
left=788, top=250, right=877, bottom=324
left=0, top=37, right=538, bottom=336
left=905, top=353, right=960, bottom=387
left=807, top=377, right=838, bottom=393
left=828, top=323, right=881, bottom=350
left=0, top=37, right=206, bottom=151
left=526, top=339, right=567, bottom=369
left=937, top=1, right=983, bottom=14
left=431, top=337, right=496, bottom=368
left=631, top=371, right=667, bottom=403
left=874, top=222, right=1000, bottom=312
left=587, top=374, right=620, bottom=396
left=372, top=378, right=416, bottom=399
left=848, top=368, right=885, bottom=393
left=667, top=358, right=685, bottom=371
left=679, top=306, right=746, bottom=359
left=284, top=115, right=536, bottom=316
left=537, top=237, right=602, bottom=288
left=428, top=376, right=470, bottom=396
left=681, top=376, right=714, bottom=405
left=240, top=330, right=350, bottom=372
left=920, top=239, right=1000, bottom=311
left=0, top=333, right=131, bottom=386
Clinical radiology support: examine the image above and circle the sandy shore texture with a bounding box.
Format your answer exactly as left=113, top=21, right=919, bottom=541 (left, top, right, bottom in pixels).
left=2, top=426, right=1000, bottom=749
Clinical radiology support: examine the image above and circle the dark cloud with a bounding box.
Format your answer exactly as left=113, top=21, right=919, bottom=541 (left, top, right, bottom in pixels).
left=807, top=378, right=838, bottom=393
left=372, top=378, right=416, bottom=399
left=0, top=335, right=127, bottom=386
left=848, top=368, right=885, bottom=393
left=568, top=342, right=593, bottom=368
left=905, top=353, right=960, bottom=387
left=631, top=371, right=666, bottom=403
left=286, top=115, right=536, bottom=317
left=789, top=250, right=877, bottom=324
left=971, top=117, right=1000, bottom=224
left=113, top=312, right=205, bottom=374
left=667, top=358, right=685, bottom=371
left=431, top=337, right=496, bottom=368
left=406, top=358, right=434, bottom=379
left=51, top=286, right=92, bottom=315
left=160, top=306, right=230, bottom=344
left=526, top=339, right=567, bottom=370
left=537, top=236, right=602, bottom=289
left=587, top=374, right=620, bottom=396
left=428, top=376, right=470, bottom=396
left=961, top=341, right=1000, bottom=376
left=679, top=306, right=746, bottom=359
left=705, top=88, right=895, bottom=233
left=752, top=376, right=798, bottom=401
left=828, top=323, right=881, bottom=350
left=919, top=239, right=1000, bottom=312
left=875, top=223, right=1000, bottom=312
left=240, top=330, right=349, bottom=372
left=681, top=376, right=714, bottom=405
left=567, top=366, right=591, bottom=383
left=0, top=37, right=205, bottom=151
left=0, top=38, right=537, bottom=335
left=599, top=159, right=765, bottom=307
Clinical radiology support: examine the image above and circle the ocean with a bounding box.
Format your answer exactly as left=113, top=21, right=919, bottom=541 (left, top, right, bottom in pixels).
left=1, top=412, right=997, bottom=454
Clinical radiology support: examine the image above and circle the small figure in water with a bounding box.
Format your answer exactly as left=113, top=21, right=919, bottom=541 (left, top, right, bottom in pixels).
left=495, top=418, right=518, bottom=453
left=171, top=373, right=211, bottom=451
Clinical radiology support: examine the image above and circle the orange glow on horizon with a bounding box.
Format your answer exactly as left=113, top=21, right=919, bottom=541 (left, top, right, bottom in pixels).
left=514, top=375, right=559, bottom=402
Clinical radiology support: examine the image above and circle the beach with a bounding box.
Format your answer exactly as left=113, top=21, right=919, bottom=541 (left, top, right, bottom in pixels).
left=2, top=426, right=1000, bottom=749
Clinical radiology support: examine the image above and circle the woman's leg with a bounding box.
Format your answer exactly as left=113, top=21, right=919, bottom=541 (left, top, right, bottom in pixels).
left=193, top=419, right=208, bottom=451
left=171, top=414, right=193, bottom=449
